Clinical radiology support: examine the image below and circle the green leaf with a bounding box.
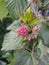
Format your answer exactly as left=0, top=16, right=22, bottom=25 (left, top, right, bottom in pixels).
left=24, top=8, right=32, bottom=22
left=34, top=48, right=41, bottom=57
left=18, top=11, right=39, bottom=25
left=44, top=0, right=49, bottom=6
left=5, top=0, right=29, bottom=19
left=18, top=7, right=32, bottom=23
left=42, top=54, right=49, bottom=64
left=37, top=54, right=49, bottom=65
left=7, top=20, right=21, bottom=31
left=8, top=50, right=33, bottom=65
left=0, top=0, right=8, bottom=20
left=29, top=18, right=39, bottom=25
left=31, top=53, right=47, bottom=65
left=39, top=23, right=49, bottom=47
left=1, top=31, right=26, bottom=51
left=18, top=13, right=27, bottom=22
left=38, top=41, right=49, bottom=57
left=2, top=52, right=13, bottom=62
left=1, top=20, right=26, bottom=51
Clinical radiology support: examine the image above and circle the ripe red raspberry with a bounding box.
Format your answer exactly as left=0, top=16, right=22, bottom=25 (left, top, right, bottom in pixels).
left=17, top=26, right=28, bottom=36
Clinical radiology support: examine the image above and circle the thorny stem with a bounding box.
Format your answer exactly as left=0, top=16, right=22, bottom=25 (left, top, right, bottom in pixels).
left=31, top=40, right=34, bottom=55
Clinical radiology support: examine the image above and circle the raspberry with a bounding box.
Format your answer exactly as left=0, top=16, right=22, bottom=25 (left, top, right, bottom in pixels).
left=17, top=26, right=28, bottom=36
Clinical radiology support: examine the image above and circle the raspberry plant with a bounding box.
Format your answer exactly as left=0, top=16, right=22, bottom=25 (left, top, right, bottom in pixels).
left=0, top=0, right=49, bottom=65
